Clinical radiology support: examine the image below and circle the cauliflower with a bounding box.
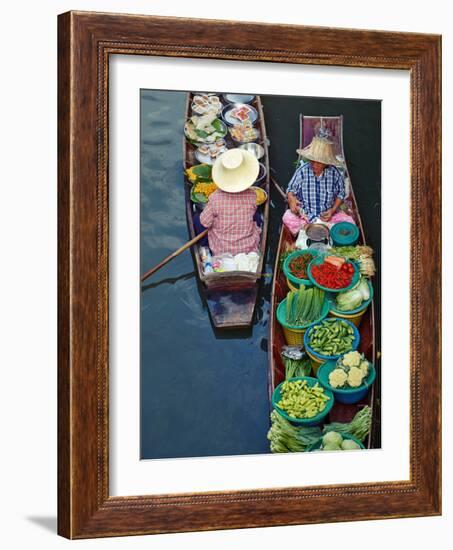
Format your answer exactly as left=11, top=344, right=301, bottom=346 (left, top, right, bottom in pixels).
left=341, top=351, right=362, bottom=368
left=359, top=359, right=369, bottom=376
left=347, top=366, right=365, bottom=387
left=329, top=368, right=348, bottom=388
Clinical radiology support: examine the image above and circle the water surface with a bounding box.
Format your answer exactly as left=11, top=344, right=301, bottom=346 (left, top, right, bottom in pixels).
left=140, top=90, right=381, bottom=459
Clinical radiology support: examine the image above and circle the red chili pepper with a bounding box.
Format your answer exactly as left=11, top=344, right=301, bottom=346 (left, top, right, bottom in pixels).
left=311, top=260, right=354, bottom=289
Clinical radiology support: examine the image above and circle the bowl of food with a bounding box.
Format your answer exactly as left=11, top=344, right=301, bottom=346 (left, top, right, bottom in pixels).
left=229, top=121, right=260, bottom=144
left=304, top=318, right=360, bottom=373
left=184, top=114, right=227, bottom=145
left=239, top=142, right=265, bottom=160
left=221, top=103, right=258, bottom=126
left=283, top=249, right=320, bottom=289
left=195, top=140, right=228, bottom=165
left=307, top=255, right=360, bottom=293
left=271, top=376, right=334, bottom=426
left=222, top=93, right=255, bottom=104
left=191, top=94, right=222, bottom=116
left=306, top=431, right=364, bottom=452
left=317, top=353, right=376, bottom=404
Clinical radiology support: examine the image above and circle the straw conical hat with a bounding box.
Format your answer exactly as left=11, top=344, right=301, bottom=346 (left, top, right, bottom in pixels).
left=297, top=136, right=340, bottom=166
left=212, top=149, right=259, bottom=193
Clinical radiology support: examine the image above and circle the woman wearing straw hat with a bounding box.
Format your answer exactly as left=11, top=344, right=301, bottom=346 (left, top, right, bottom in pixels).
left=199, top=148, right=261, bottom=257
left=283, top=136, right=355, bottom=236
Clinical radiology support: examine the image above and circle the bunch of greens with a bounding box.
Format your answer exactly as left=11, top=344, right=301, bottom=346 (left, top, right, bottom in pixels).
left=329, top=245, right=376, bottom=278
left=322, top=406, right=372, bottom=442
left=335, top=278, right=371, bottom=312
left=267, top=410, right=322, bottom=453
left=282, top=346, right=312, bottom=379
left=286, top=286, right=325, bottom=327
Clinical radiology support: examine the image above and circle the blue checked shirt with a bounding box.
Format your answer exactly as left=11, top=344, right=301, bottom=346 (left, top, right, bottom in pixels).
left=287, top=162, right=346, bottom=222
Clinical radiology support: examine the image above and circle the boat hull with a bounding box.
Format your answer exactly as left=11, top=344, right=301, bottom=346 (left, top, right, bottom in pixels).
left=269, top=116, right=377, bottom=447
left=183, top=93, right=270, bottom=329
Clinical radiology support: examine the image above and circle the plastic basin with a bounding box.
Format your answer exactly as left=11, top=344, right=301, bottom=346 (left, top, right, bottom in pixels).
left=317, top=359, right=376, bottom=404
left=271, top=376, right=334, bottom=426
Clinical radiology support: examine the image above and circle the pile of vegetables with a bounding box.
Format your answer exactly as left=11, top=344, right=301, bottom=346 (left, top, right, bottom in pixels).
left=288, top=253, right=316, bottom=280
left=322, top=406, right=372, bottom=442
left=335, top=278, right=371, bottom=312
left=328, top=351, right=371, bottom=388
left=318, top=431, right=361, bottom=451
left=276, top=379, right=330, bottom=419
left=184, top=113, right=227, bottom=144
left=282, top=346, right=312, bottom=379
left=268, top=406, right=372, bottom=453
left=311, top=256, right=355, bottom=289
left=330, top=245, right=376, bottom=278
left=285, top=286, right=326, bottom=326
left=185, top=163, right=213, bottom=185
left=192, top=182, right=218, bottom=201
left=307, top=319, right=355, bottom=357
left=267, top=410, right=323, bottom=453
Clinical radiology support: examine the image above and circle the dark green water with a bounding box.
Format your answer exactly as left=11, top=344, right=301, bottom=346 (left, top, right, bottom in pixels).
left=140, top=90, right=381, bottom=459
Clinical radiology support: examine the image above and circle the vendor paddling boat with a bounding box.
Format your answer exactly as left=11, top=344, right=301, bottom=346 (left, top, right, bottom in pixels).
left=183, top=93, right=270, bottom=329
left=269, top=115, right=377, bottom=448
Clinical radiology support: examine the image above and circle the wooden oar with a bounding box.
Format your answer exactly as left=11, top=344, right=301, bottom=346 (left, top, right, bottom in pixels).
left=270, top=176, right=287, bottom=200
left=141, top=229, right=208, bottom=282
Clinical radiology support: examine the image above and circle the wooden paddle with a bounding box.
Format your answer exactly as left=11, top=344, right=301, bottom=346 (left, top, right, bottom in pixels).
left=270, top=176, right=287, bottom=200
left=141, top=229, right=209, bottom=282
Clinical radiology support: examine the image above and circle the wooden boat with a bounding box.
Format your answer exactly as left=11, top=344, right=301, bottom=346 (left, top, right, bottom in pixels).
left=183, top=93, right=270, bottom=329
left=268, top=115, right=377, bottom=448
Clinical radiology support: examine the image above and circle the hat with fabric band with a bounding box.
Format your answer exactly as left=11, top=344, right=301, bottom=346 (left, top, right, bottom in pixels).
left=212, top=148, right=259, bottom=193
left=297, top=136, right=340, bottom=166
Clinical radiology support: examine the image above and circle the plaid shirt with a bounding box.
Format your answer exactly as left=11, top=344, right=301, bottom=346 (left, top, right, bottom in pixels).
left=200, top=189, right=260, bottom=256
left=287, top=162, right=345, bottom=222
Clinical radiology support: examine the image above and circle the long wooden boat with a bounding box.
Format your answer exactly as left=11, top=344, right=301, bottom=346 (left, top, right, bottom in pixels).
left=268, top=115, right=377, bottom=448
left=183, top=93, right=270, bottom=329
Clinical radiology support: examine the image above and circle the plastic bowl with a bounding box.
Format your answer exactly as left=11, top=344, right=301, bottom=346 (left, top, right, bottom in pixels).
left=276, top=296, right=330, bottom=330
left=307, top=255, right=360, bottom=293
left=330, top=278, right=374, bottom=315
left=306, top=432, right=365, bottom=452
left=304, top=318, right=360, bottom=362
left=271, top=376, right=334, bottom=426
left=283, top=249, right=320, bottom=288
left=317, top=359, right=376, bottom=404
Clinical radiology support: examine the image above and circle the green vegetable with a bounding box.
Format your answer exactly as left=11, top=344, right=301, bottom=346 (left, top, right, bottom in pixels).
left=322, top=406, right=372, bottom=442
left=267, top=410, right=322, bottom=453
left=322, top=443, right=341, bottom=451
left=283, top=356, right=312, bottom=379
left=330, top=245, right=374, bottom=260
left=276, top=379, right=329, bottom=419
left=341, top=439, right=361, bottom=450
left=308, top=319, right=355, bottom=356
left=322, top=431, right=343, bottom=447
left=285, top=287, right=326, bottom=327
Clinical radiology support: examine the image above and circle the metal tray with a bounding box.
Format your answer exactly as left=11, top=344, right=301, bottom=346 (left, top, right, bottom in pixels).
left=221, top=103, right=258, bottom=126
left=222, top=94, right=255, bottom=104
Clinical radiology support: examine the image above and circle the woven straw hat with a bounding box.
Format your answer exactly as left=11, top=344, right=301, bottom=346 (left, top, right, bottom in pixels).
left=297, top=136, right=340, bottom=166
left=212, top=148, right=259, bottom=193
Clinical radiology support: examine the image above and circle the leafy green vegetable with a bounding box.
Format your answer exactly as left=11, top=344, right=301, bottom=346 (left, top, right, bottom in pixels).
left=267, top=410, right=322, bottom=453
left=322, top=431, right=343, bottom=447
left=191, top=164, right=213, bottom=179
left=285, top=287, right=325, bottom=327
left=194, top=129, right=209, bottom=138
left=322, top=406, right=372, bottom=442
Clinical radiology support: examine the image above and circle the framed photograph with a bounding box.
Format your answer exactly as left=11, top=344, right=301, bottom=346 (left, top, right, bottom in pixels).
left=58, top=11, right=441, bottom=538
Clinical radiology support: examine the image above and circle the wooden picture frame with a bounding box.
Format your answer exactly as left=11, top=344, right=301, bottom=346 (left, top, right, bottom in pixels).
left=58, top=11, right=442, bottom=539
